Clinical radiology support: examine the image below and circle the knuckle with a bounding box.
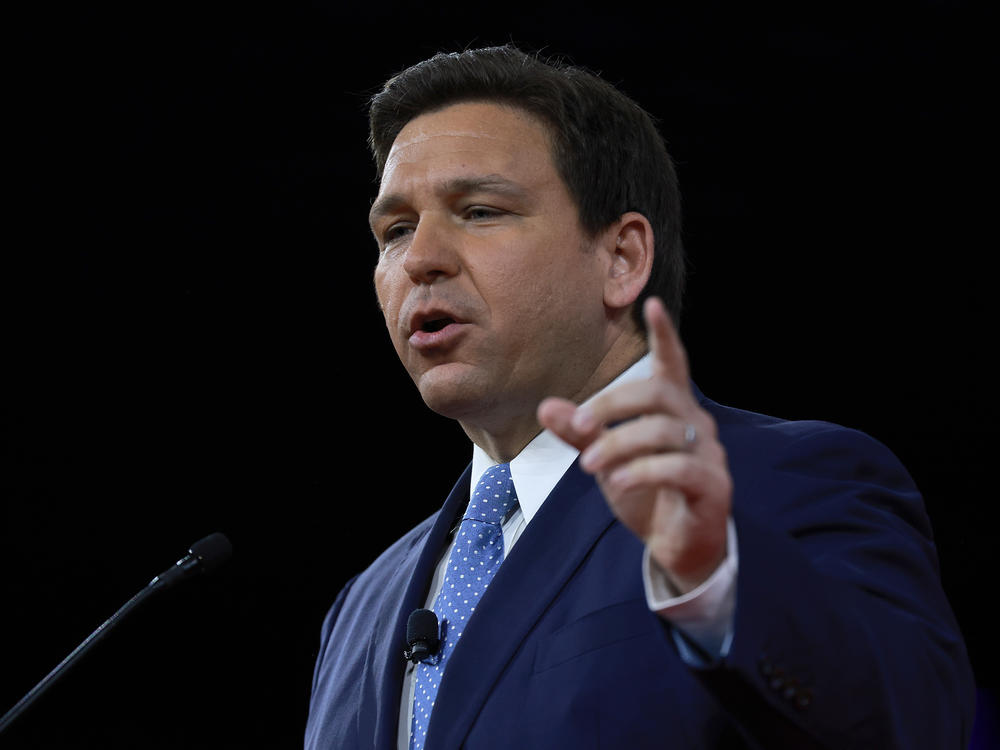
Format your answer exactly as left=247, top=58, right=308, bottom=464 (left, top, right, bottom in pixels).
left=652, top=381, right=674, bottom=412
left=715, top=440, right=728, bottom=462
left=674, top=457, right=696, bottom=486
left=598, top=429, right=620, bottom=453
left=720, top=472, right=733, bottom=497
left=705, top=440, right=726, bottom=465
left=649, top=416, right=673, bottom=446
left=701, top=413, right=720, bottom=440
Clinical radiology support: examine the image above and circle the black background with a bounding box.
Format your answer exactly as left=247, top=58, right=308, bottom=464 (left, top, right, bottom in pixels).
left=3, top=1, right=995, bottom=747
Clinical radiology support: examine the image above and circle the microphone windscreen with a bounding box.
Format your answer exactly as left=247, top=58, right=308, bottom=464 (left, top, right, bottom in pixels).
left=406, top=608, right=439, bottom=644
left=189, top=533, right=233, bottom=573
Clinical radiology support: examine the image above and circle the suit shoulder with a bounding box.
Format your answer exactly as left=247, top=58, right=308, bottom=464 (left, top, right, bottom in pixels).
left=697, top=388, right=922, bottom=507
left=315, top=511, right=439, bottom=656
left=356, top=511, right=438, bottom=585
left=698, top=389, right=899, bottom=463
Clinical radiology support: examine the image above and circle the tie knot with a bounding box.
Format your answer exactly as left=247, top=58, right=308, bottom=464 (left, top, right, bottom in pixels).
left=466, top=463, right=518, bottom=525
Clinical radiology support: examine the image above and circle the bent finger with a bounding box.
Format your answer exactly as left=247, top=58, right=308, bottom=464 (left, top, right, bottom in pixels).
left=537, top=396, right=600, bottom=452
left=573, top=376, right=692, bottom=435
left=580, top=414, right=693, bottom=473
left=605, top=452, right=732, bottom=507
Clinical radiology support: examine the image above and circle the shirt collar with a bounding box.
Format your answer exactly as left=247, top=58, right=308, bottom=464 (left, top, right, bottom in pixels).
left=470, top=352, right=654, bottom=523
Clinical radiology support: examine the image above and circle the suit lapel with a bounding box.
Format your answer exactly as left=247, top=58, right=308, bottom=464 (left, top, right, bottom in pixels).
left=370, top=464, right=474, bottom=750
left=426, top=460, right=615, bottom=749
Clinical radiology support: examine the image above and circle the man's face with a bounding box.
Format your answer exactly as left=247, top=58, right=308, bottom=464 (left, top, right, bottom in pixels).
left=370, top=101, right=613, bottom=439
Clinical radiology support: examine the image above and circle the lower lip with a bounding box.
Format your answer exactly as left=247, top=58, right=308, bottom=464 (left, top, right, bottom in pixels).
left=408, top=322, right=468, bottom=351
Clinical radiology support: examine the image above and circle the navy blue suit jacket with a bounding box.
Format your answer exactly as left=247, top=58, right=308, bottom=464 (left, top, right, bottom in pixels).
left=305, top=390, right=975, bottom=749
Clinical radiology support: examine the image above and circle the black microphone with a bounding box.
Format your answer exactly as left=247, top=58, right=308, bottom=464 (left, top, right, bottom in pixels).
left=148, top=532, right=233, bottom=591
left=0, top=533, right=233, bottom=734
left=404, top=608, right=440, bottom=664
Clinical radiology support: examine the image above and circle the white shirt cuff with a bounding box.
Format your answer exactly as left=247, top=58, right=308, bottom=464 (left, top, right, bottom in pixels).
left=642, top=517, right=738, bottom=662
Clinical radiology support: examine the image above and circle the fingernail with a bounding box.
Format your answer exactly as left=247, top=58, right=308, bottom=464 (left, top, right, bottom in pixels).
left=572, top=408, right=596, bottom=433
left=580, top=445, right=600, bottom=470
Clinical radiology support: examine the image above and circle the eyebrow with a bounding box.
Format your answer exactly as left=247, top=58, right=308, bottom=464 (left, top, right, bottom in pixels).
left=368, top=174, right=530, bottom=228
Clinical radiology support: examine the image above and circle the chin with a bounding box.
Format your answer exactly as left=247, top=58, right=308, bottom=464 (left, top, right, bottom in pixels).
left=414, top=364, right=496, bottom=421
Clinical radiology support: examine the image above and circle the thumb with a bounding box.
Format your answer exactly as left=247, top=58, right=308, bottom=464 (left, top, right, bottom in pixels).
left=537, top=396, right=599, bottom=452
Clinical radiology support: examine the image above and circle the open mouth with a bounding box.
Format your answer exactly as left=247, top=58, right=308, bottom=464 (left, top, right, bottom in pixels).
left=421, top=317, right=455, bottom=333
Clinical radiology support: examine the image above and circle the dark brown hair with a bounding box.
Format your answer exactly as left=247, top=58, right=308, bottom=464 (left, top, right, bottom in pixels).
left=369, top=45, right=686, bottom=328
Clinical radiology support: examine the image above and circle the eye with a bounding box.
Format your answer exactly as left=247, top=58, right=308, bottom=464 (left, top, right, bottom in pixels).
left=464, top=206, right=503, bottom=221
left=382, top=222, right=414, bottom=245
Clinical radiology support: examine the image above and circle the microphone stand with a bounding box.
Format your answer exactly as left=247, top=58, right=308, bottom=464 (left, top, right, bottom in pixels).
left=0, top=533, right=231, bottom=735
left=0, top=582, right=160, bottom=733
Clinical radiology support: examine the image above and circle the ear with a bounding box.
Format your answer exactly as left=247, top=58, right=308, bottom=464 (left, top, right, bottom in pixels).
left=603, top=211, right=654, bottom=312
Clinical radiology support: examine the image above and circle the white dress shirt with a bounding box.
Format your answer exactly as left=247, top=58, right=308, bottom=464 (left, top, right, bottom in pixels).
left=397, top=354, right=738, bottom=749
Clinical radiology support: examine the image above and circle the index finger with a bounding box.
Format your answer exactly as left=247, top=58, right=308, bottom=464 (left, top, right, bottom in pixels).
left=644, top=296, right=691, bottom=386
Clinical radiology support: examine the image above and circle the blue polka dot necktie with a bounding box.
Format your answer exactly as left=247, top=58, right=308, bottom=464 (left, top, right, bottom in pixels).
left=409, top=464, right=518, bottom=750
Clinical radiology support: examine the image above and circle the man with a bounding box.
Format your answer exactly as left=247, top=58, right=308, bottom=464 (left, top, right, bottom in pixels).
left=305, top=45, right=974, bottom=749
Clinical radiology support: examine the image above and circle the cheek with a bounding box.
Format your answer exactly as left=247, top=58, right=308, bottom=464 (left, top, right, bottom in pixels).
left=479, top=264, right=546, bottom=327
left=373, top=268, right=399, bottom=322
left=498, top=248, right=600, bottom=314
left=483, top=266, right=570, bottom=358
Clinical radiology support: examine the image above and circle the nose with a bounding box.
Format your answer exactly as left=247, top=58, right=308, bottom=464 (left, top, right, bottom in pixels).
left=402, top=215, right=460, bottom=285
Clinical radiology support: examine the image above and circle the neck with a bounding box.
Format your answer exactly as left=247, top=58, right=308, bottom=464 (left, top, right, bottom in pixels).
left=461, top=332, right=648, bottom=463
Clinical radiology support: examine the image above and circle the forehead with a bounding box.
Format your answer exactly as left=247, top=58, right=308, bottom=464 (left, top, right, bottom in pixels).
left=378, top=102, right=558, bottom=196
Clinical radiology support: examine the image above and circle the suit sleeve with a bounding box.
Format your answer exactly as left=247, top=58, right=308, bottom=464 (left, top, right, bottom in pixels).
left=307, top=575, right=358, bottom=707
left=686, top=424, right=975, bottom=749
